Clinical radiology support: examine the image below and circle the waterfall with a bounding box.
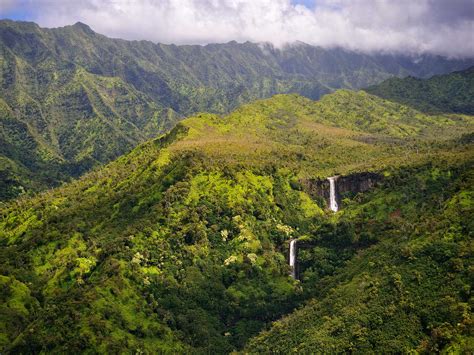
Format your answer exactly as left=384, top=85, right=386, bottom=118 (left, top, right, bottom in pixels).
left=289, top=239, right=297, bottom=278
left=328, top=176, right=338, bottom=212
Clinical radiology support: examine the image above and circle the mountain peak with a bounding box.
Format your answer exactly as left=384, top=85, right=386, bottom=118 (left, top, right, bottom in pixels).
left=72, top=21, right=94, bottom=34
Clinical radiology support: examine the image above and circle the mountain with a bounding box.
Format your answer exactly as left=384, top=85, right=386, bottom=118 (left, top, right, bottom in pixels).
left=366, top=66, right=474, bottom=114
left=3, top=20, right=472, bottom=114
left=1, top=19, right=474, bottom=200
left=1, top=89, right=473, bottom=353
left=0, top=68, right=177, bottom=200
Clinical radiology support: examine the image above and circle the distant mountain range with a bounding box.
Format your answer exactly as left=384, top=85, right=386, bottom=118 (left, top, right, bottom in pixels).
left=1, top=19, right=474, bottom=200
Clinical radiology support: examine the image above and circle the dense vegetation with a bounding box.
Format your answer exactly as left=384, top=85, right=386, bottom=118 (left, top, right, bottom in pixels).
left=1, top=89, right=473, bottom=353
left=1, top=19, right=473, bottom=200
left=366, top=66, right=474, bottom=114
left=247, top=160, right=474, bottom=353
left=0, top=69, right=176, bottom=200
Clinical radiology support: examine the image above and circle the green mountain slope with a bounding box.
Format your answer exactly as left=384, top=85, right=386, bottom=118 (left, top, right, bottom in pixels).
left=1, top=19, right=473, bottom=199
left=365, top=66, right=474, bottom=114
left=246, top=161, right=473, bottom=353
left=2, top=20, right=472, bottom=115
left=0, top=60, right=177, bottom=199
left=1, top=91, right=473, bottom=353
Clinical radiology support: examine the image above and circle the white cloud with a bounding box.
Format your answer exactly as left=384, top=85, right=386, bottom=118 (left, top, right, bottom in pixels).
left=8, top=0, right=474, bottom=57
left=0, top=0, right=17, bottom=12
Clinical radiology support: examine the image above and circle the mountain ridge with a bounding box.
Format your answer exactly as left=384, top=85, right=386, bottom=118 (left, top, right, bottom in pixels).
left=366, top=66, right=474, bottom=114
left=1, top=19, right=473, bottom=201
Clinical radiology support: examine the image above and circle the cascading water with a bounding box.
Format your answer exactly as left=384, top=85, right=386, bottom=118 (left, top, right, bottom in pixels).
left=289, top=239, right=297, bottom=278
left=328, top=176, right=338, bottom=212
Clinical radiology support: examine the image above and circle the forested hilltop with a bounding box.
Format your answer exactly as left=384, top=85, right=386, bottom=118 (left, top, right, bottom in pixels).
left=1, top=19, right=473, bottom=200
left=366, top=66, right=474, bottom=114
left=1, top=87, right=473, bottom=353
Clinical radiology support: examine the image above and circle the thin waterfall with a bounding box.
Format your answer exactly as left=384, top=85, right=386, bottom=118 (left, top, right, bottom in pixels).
left=289, top=239, right=297, bottom=278
left=328, top=176, right=338, bottom=212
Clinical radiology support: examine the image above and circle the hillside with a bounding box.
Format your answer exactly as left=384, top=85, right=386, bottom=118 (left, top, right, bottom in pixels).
left=246, top=160, right=474, bottom=353
left=1, top=19, right=473, bottom=200
left=0, top=67, right=177, bottom=200
left=1, top=90, right=473, bottom=353
left=365, top=66, right=474, bottom=114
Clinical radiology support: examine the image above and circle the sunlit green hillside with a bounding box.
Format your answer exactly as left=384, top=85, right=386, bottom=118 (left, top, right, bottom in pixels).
left=1, top=89, right=473, bottom=353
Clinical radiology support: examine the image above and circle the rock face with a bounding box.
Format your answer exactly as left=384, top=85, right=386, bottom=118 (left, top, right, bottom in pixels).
left=301, top=172, right=383, bottom=209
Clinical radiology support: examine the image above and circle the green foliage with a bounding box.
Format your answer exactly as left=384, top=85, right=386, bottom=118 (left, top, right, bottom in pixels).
left=1, top=19, right=473, bottom=200
left=246, top=161, right=474, bottom=353
left=0, top=275, right=39, bottom=348
left=0, top=69, right=473, bottom=352
left=0, top=60, right=177, bottom=200
left=365, top=66, right=474, bottom=114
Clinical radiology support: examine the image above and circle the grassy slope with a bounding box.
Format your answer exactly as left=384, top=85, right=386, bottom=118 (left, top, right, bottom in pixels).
left=365, top=66, right=474, bottom=114
left=0, top=91, right=473, bottom=353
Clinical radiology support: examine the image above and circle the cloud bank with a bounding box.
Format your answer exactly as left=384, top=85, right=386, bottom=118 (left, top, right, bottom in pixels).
left=2, top=0, right=474, bottom=57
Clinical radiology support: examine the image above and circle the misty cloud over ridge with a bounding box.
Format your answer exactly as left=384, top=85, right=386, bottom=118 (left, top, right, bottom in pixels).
left=2, top=0, right=474, bottom=58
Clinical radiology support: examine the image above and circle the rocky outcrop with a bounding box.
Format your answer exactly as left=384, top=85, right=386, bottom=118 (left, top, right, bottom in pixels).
left=300, top=172, right=383, bottom=209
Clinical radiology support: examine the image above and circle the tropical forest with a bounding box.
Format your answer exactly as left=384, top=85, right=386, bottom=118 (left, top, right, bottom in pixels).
left=0, top=1, right=473, bottom=354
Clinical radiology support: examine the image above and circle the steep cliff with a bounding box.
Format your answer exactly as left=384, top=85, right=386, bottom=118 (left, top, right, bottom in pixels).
left=301, top=172, right=383, bottom=209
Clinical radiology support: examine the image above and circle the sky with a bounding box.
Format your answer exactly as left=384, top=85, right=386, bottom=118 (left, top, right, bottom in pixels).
left=1, top=0, right=473, bottom=57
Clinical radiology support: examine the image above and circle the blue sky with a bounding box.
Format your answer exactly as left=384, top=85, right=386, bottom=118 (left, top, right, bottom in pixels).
left=292, top=0, right=315, bottom=8
left=1, top=4, right=24, bottom=20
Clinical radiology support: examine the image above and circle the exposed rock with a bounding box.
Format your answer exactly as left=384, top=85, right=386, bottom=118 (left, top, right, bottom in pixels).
left=300, top=172, right=383, bottom=209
